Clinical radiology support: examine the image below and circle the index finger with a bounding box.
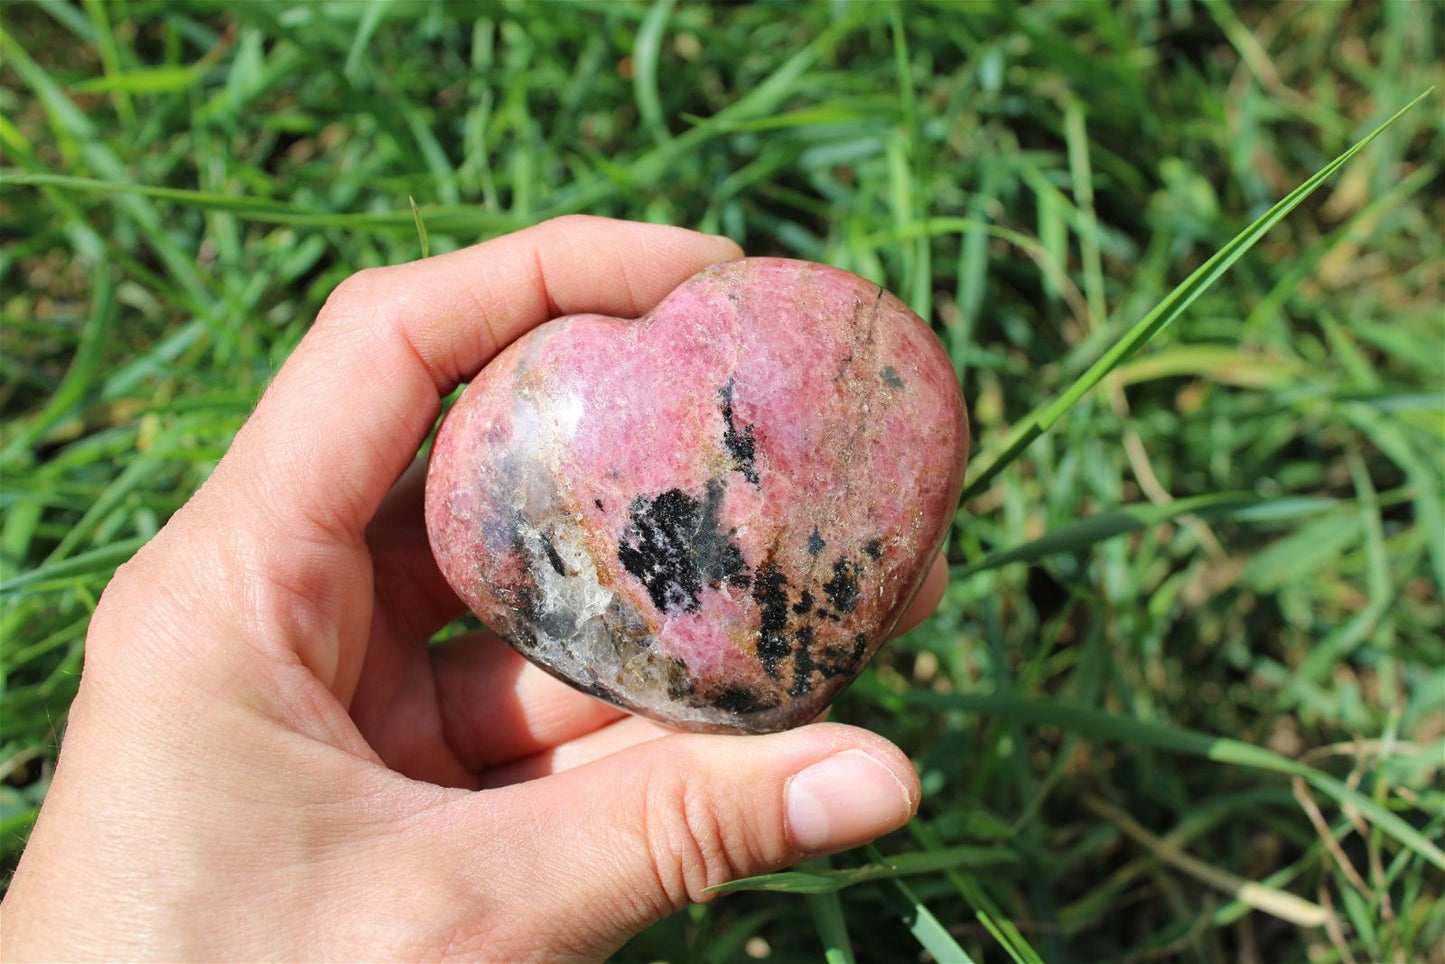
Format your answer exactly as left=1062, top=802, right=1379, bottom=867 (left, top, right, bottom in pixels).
left=208, top=216, right=743, bottom=544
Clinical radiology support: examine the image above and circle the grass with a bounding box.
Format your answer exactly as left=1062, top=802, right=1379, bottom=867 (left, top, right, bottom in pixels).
left=2, top=1, right=1442, bottom=961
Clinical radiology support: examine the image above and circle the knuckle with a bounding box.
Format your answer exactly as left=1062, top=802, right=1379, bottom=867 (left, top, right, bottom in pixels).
left=80, top=534, right=218, bottom=690
left=643, top=760, right=746, bottom=907
left=83, top=538, right=164, bottom=662
left=316, top=266, right=392, bottom=330
left=536, top=212, right=602, bottom=237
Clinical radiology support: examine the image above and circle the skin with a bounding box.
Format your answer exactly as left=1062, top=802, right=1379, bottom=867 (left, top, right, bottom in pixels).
left=0, top=216, right=947, bottom=962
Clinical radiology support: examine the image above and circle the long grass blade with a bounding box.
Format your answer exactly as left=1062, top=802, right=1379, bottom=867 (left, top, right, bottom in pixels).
left=872, top=848, right=978, bottom=964
left=910, top=822, right=1045, bottom=964
left=633, top=0, right=676, bottom=145
left=0, top=263, right=115, bottom=463
left=0, top=536, right=147, bottom=594
left=804, top=884, right=856, bottom=964
left=409, top=196, right=431, bottom=259
left=343, top=0, right=394, bottom=80
left=961, top=88, right=1433, bottom=502
left=951, top=492, right=1336, bottom=579
left=0, top=171, right=525, bottom=233
left=706, top=845, right=1018, bottom=895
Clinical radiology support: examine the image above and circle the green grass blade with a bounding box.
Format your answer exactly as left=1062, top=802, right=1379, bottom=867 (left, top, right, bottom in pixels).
left=0, top=262, right=115, bottom=464
left=633, top=0, right=676, bottom=145
left=69, top=64, right=203, bottom=95
left=42, top=456, right=164, bottom=564
left=871, top=849, right=978, bottom=964
left=0, top=172, right=526, bottom=233
left=961, top=88, right=1434, bottom=502
left=802, top=861, right=857, bottom=964
left=910, top=822, right=1044, bottom=964
left=409, top=196, right=431, bottom=259
left=0, top=536, right=146, bottom=594
left=344, top=0, right=394, bottom=81
left=1064, top=95, right=1106, bottom=330
left=895, top=884, right=974, bottom=964
left=705, top=845, right=1018, bottom=895
left=679, top=99, right=896, bottom=133
left=954, top=161, right=1001, bottom=387
left=79, top=0, right=133, bottom=124
left=951, top=493, right=1335, bottom=579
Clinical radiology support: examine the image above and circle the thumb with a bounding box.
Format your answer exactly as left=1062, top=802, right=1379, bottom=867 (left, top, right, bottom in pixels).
left=473, top=722, right=919, bottom=958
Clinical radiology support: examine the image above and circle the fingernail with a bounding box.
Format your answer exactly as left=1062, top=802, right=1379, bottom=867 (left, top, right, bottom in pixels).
left=785, top=749, right=915, bottom=853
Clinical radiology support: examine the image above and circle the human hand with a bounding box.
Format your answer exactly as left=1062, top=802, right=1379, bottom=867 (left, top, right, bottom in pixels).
left=1, top=217, right=945, bottom=961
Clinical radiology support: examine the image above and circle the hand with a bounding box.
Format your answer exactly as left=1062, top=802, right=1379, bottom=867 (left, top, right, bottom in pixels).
left=2, top=217, right=944, bottom=961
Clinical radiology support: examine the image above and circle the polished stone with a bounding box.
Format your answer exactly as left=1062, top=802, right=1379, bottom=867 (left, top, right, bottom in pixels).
left=425, top=258, right=968, bottom=733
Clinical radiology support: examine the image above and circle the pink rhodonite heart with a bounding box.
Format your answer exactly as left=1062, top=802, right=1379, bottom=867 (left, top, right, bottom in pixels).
left=425, top=257, right=968, bottom=733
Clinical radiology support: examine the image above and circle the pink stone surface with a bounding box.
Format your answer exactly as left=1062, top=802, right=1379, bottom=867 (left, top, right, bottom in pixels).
left=425, top=258, right=968, bottom=733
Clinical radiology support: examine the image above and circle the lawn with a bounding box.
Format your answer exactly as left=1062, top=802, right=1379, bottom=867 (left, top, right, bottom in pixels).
left=2, top=1, right=1442, bottom=961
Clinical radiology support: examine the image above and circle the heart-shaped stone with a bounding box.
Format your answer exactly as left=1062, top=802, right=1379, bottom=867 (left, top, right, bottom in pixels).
left=425, top=258, right=968, bottom=733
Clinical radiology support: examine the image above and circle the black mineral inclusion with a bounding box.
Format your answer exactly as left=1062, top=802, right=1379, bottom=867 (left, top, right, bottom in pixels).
left=618, top=481, right=749, bottom=613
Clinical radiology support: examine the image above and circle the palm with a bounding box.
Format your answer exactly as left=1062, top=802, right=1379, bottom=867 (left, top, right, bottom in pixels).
left=322, top=460, right=633, bottom=789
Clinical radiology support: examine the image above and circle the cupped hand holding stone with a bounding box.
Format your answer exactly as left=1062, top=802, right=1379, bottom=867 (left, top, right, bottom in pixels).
left=1, top=217, right=949, bottom=962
